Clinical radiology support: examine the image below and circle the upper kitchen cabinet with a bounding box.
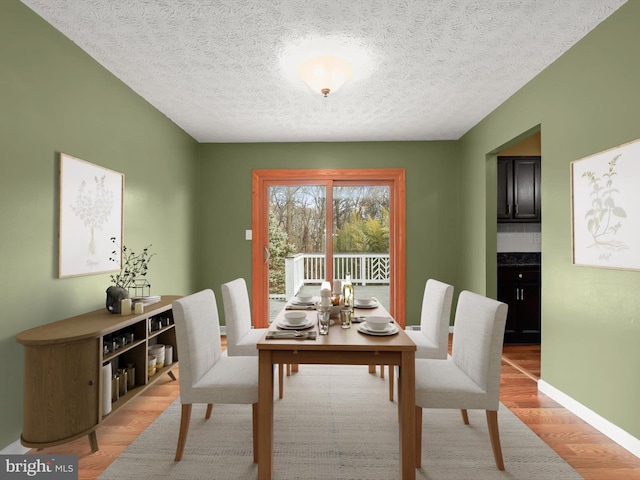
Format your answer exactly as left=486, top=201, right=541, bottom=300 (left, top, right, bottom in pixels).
left=497, top=156, right=541, bottom=222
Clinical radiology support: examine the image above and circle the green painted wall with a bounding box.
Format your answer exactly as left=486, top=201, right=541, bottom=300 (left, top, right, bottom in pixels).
left=196, top=142, right=462, bottom=326
left=0, top=1, right=198, bottom=448
left=459, top=1, right=640, bottom=438
left=3, top=0, right=638, bottom=455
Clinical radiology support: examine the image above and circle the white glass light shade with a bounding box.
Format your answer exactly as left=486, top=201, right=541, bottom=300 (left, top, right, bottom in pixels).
left=298, top=56, right=353, bottom=96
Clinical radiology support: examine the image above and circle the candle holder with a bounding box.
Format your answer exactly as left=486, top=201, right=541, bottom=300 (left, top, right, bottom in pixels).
left=128, top=279, right=150, bottom=298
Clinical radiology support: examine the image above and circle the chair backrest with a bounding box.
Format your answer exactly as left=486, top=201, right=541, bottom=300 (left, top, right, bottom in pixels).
left=451, top=290, right=508, bottom=407
left=221, top=278, right=252, bottom=355
left=419, top=279, right=454, bottom=358
left=172, top=289, right=223, bottom=398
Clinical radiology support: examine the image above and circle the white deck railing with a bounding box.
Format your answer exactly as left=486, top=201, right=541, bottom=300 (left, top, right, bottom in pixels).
left=284, top=253, right=390, bottom=299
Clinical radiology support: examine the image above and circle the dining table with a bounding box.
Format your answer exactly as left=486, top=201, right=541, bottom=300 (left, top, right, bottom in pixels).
left=256, top=300, right=417, bottom=480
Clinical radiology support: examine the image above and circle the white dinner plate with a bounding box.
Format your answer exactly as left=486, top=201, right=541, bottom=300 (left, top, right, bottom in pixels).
left=291, top=297, right=315, bottom=306
left=354, top=302, right=378, bottom=309
left=357, top=323, right=398, bottom=336
left=277, top=319, right=315, bottom=330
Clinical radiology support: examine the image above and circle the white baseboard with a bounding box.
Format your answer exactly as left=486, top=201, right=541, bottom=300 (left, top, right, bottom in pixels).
left=0, top=439, right=29, bottom=454
left=538, top=379, right=640, bottom=459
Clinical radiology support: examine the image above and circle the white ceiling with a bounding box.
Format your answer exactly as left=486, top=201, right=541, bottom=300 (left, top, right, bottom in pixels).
left=21, top=0, right=626, bottom=143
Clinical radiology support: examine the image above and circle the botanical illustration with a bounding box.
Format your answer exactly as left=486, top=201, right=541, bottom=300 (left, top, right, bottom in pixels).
left=59, top=154, right=123, bottom=278
left=581, top=154, right=627, bottom=252
left=572, top=138, right=640, bottom=270
left=71, top=174, right=115, bottom=255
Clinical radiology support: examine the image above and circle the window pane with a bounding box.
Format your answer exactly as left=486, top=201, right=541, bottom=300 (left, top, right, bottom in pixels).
left=268, top=185, right=326, bottom=322
left=332, top=185, right=390, bottom=311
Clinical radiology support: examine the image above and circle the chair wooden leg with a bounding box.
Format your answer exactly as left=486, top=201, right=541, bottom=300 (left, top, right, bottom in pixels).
left=486, top=410, right=505, bottom=471
left=380, top=364, right=385, bottom=378
left=368, top=364, right=376, bottom=374
left=460, top=409, right=469, bottom=424
left=415, top=406, right=422, bottom=468
left=286, top=363, right=291, bottom=376
left=388, top=365, right=395, bottom=401
left=252, top=403, right=259, bottom=464
left=205, top=404, right=213, bottom=419
left=291, top=363, right=299, bottom=373
left=278, top=364, right=284, bottom=399
left=175, top=404, right=192, bottom=461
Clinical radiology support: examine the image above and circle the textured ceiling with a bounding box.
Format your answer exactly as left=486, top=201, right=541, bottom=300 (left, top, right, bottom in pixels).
left=21, top=0, right=627, bottom=143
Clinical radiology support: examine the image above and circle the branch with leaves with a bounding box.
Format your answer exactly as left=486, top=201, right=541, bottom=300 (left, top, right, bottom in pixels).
left=582, top=154, right=627, bottom=249
left=109, top=238, right=155, bottom=289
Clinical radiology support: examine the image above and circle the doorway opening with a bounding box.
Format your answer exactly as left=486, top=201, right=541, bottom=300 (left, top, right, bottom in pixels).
left=496, top=131, right=542, bottom=345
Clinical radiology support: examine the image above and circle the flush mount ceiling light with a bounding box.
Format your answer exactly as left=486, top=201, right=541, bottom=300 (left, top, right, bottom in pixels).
left=280, top=36, right=374, bottom=98
left=298, top=55, right=353, bottom=97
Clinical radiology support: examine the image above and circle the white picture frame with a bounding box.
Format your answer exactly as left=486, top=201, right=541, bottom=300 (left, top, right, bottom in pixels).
left=571, top=138, right=640, bottom=270
left=58, top=153, right=124, bottom=278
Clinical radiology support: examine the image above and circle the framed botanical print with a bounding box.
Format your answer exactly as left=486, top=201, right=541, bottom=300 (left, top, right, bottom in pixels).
left=58, top=153, right=124, bottom=278
left=571, top=138, right=640, bottom=270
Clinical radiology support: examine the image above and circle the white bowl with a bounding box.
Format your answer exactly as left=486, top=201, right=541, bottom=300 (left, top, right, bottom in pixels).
left=356, top=296, right=375, bottom=306
left=295, top=295, right=313, bottom=303
left=365, top=316, right=390, bottom=331
left=284, top=311, right=307, bottom=325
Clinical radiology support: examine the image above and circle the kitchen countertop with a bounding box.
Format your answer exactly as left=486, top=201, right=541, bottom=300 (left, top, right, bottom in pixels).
left=497, top=252, right=541, bottom=267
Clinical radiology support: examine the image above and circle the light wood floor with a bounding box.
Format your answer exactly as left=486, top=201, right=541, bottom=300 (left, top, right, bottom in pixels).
left=28, top=341, right=640, bottom=480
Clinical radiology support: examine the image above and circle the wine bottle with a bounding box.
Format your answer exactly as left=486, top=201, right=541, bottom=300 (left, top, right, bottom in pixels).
left=342, top=274, right=354, bottom=313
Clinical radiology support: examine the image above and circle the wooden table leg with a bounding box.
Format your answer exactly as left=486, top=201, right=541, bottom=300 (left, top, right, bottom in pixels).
left=278, top=364, right=284, bottom=399
left=258, top=351, right=274, bottom=480
left=398, top=351, right=416, bottom=480
left=389, top=365, right=395, bottom=401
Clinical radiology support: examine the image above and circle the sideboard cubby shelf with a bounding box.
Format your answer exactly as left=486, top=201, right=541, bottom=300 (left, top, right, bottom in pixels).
left=16, top=295, right=180, bottom=452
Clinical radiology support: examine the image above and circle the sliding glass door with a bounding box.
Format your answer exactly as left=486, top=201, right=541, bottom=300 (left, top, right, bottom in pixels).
left=252, top=169, right=405, bottom=327
left=264, top=182, right=391, bottom=324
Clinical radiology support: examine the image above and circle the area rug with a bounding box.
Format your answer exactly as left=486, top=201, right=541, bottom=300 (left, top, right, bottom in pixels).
left=98, top=365, right=582, bottom=480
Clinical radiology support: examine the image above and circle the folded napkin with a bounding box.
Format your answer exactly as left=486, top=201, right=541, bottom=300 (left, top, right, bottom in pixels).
left=266, top=331, right=317, bottom=340
left=351, top=316, right=393, bottom=324
left=285, top=304, right=316, bottom=310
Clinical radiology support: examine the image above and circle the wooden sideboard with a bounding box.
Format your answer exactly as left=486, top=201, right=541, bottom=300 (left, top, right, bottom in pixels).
left=16, top=295, right=180, bottom=452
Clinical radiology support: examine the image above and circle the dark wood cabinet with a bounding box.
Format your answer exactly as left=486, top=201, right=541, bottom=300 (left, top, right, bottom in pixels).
left=498, top=266, right=541, bottom=344
left=497, top=156, right=541, bottom=222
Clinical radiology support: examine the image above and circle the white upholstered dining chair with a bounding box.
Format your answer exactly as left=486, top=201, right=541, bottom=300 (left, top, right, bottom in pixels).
left=414, top=290, right=508, bottom=470
left=221, top=277, right=287, bottom=398
left=172, top=289, right=259, bottom=462
left=386, top=279, right=454, bottom=401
